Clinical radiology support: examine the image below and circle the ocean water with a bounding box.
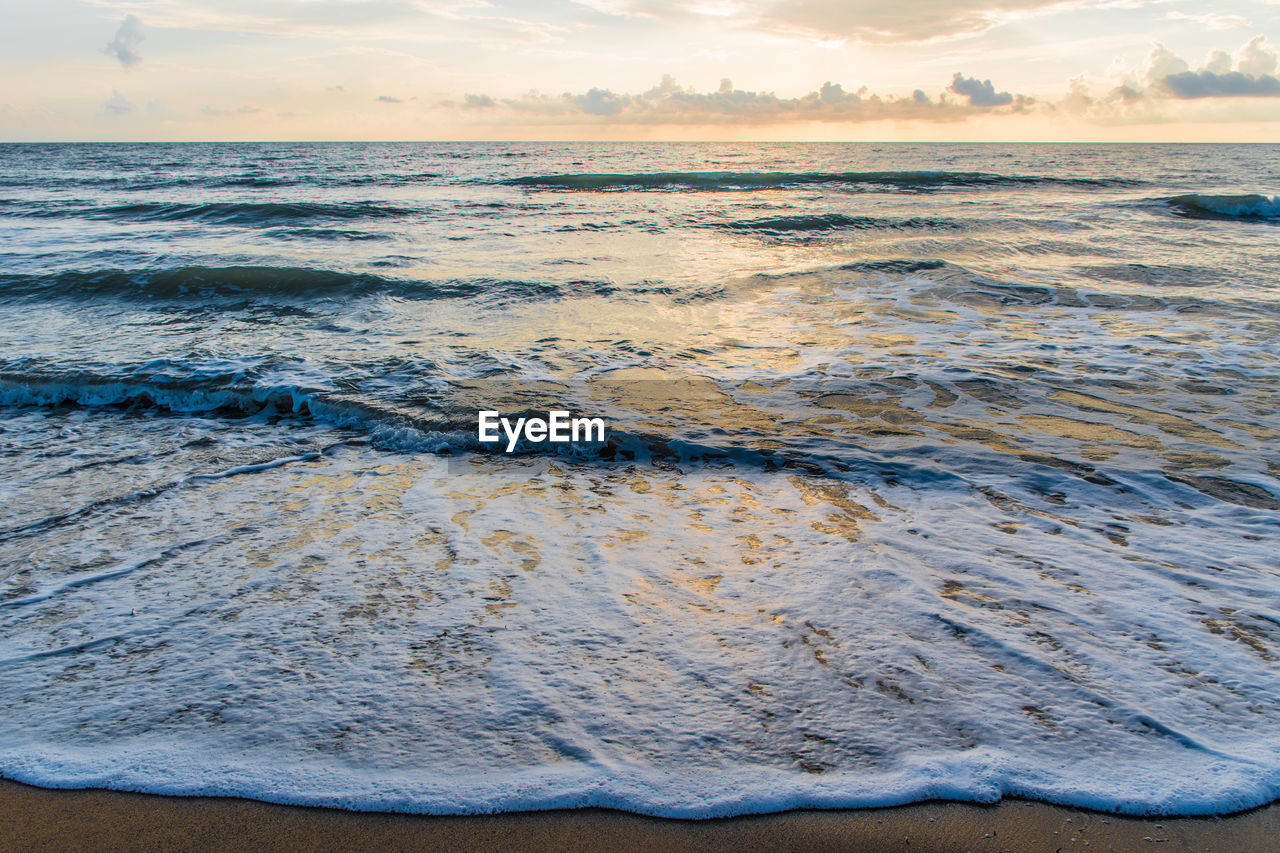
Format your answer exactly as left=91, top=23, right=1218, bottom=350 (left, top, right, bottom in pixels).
left=1, top=142, right=1278, bottom=817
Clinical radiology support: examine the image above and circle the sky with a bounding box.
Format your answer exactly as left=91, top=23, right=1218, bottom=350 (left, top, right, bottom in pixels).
left=2, top=0, right=1279, bottom=141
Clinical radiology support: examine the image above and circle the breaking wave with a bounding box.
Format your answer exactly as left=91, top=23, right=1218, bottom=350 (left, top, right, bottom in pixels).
left=0, top=368, right=467, bottom=455
left=0, top=367, right=848, bottom=473
left=1161, top=194, right=1280, bottom=221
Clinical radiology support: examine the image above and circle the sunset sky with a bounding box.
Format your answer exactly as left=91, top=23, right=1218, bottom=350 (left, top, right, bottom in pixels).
left=3, top=0, right=1279, bottom=141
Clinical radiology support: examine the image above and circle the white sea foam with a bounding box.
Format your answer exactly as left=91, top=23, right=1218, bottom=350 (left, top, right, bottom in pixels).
left=1, top=435, right=1278, bottom=817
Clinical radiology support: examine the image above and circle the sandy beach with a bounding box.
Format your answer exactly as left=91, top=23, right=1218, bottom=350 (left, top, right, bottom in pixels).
left=3, top=778, right=1276, bottom=852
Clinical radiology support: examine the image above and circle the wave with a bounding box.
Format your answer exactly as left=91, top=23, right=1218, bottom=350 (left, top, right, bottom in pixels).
left=503, top=171, right=1140, bottom=192
left=2, top=199, right=418, bottom=226
left=3, top=751, right=1276, bottom=819
left=201, top=172, right=443, bottom=189
left=5, top=357, right=1270, bottom=496
left=1161, top=194, right=1280, bottom=221
left=754, top=257, right=1278, bottom=317
left=0, top=257, right=1262, bottom=318
left=2, top=358, right=1068, bottom=486
left=0, top=368, right=467, bottom=451
left=718, top=213, right=959, bottom=234
left=83, top=200, right=419, bottom=226
left=0, top=266, right=668, bottom=303
left=0, top=366, right=790, bottom=469
left=0, top=368, right=844, bottom=475
left=0, top=173, right=444, bottom=191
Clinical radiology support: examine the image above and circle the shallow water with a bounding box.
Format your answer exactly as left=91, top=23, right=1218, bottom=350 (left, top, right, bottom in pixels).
left=1, top=142, right=1278, bottom=816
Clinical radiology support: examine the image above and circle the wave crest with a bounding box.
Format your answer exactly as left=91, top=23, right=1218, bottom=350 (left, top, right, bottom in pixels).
left=0, top=368, right=770, bottom=467
left=1163, top=194, right=1280, bottom=221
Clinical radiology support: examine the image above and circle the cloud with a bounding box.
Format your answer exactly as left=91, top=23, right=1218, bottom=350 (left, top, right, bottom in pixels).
left=575, top=87, right=630, bottom=115
left=1205, top=50, right=1232, bottom=75
left=1154, top=36, right=1280, bottom=99
left=427, top=35, right=1279, bottom=132
left=754, top=0, right=1084, bottom=43
left=446, top=73, right=1028, bottom=124
left=1163, top=70, right=1280, bottom=98
left=376, top=95, right=405, bottom=103
left=1236, top=34, right=1279, bottom=77
left=1060, top=35, right=1280, bottom=122
left=949, top=73, right=1013, bottom=106
left=104, top=15, right=145, bottom=69
left=1141, top=42, right=1189, bottom=86
left=103, top=90, right=134, bottom=115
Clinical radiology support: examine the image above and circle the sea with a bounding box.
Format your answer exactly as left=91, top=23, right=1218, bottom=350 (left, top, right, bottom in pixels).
left=1, top=142, right=1278, bottom=817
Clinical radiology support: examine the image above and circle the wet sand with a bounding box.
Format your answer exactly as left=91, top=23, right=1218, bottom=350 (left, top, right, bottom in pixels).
left=2, top=778, right=1276, bottom=852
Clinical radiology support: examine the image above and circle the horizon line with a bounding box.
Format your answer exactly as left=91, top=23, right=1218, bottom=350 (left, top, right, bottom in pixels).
left=3, top=139, right=1279, bottom=145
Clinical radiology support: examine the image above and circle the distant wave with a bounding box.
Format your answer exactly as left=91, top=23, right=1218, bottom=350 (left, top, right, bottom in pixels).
left=84, top=200, right=419, bottom=226
left=0, top=173, right=444, bottom=191
left=1161, top=194, right=1280, bottom=221
left=1, top=199, right=418, bottom=225
left=0, top=266, right=695, bottom=303
left=503, top=171, right=1140, bottom=192
left=718, top=213, right=960, bottom=234
left=203, top=172, right=443, bottom=189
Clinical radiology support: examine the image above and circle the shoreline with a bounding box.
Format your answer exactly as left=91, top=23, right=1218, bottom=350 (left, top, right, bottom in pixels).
left=3, top=778, right=1277, bottom=852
